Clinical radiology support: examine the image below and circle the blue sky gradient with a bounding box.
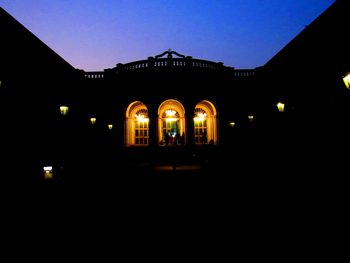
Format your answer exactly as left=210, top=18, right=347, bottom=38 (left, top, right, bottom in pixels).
left=0, top=0, right=335, bottom=71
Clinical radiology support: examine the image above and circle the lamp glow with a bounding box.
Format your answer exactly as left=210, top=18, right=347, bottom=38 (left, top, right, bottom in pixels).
left=108, top=124, right=113, bottom=130
left=43, top=166, right=53, bottom=179
left=60, top=106, right=69, bottom=116
left=230, top=122, right=236, bottom=127
left=343, top=73, right=350, bottom=89
left=248, top=115, right=254, bottom=122
left=90, top=117, right=96, bottom=125
left=277, top=102, right=285, bottom=113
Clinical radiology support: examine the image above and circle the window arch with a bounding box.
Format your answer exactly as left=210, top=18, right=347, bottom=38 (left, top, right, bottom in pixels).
left=158, top=99, right=186, bottom=146
left=125, top=101, right=149, bottom=146
left=194, top=100, right=218, bottom=144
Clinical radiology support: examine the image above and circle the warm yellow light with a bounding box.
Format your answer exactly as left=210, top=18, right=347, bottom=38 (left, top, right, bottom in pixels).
left=108, top=124, right=113, bottom=130
left=277, top=102, right=285, bottom=112
left=230, top=122, right=235, bottom=127
left=90, top=117, right=96, bottom=125
left=43, top=166, right=53, bottom=179
left=135, top=114, right=149, bottom=122
left=165, top=109, right=176, bottom=117
left=343, top=73, right=350, bottom=89
left=60, top=106, right=69, bottom=116
left=194, top=112, right=207, bottom=122
left=166, top=117, right=178, bottom=122
left=248, top=115, right=254, bottom=122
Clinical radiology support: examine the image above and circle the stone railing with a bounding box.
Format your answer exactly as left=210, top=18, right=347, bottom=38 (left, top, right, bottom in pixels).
left=83, top=59, right=255, bottom=78
left=233, top=69, right=255, bottom=77
left=113, top=57, right=225, bottom=73
left=84, top=72, right=104, bottom=79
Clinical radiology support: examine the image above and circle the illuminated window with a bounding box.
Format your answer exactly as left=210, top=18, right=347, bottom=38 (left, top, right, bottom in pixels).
left=135, top=109, right=149, bottom=145
left=194, top=108, right=208, bottom=144
left=158, top=99, right=186, bottom=146
left=125, top=101, right=149, bottom=146
left=161, top=109, right=179, bottom=145
left=194, top=100, right=218, bottom=145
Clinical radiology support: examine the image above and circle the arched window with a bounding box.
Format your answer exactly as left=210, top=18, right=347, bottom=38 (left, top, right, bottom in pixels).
left=125, top=101, right=149, bottom=146
left=194, top=108, right=208, bottom=144
left=158, top=99, right=186, bottom=146
left=194, top=100, right=218, bottom=145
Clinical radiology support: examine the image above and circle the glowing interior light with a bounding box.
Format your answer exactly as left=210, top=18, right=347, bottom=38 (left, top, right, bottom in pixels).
left=90, top=117, right=96, bottom=125
left=60, top=106, right=69, bottom=116
left=165, top=109, right=176, bottom=117
left=248, top=115, right=254, bottom=122
left=194, top=112, right=207, bottom=122
left=343, top=73, right=350, bottom=89
left=166, top=117, right=178, bottom=122
left=230, top=122, right=236, bottom=127
left=135, top=114, right=149, bottom=122
left=277, top=102, right=285, bottom=113
left=43, top=166, right=53, bottom=179
left=108, top=124, right=113, bottom=130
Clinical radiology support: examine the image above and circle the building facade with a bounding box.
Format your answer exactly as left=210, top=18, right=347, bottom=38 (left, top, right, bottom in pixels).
left=1, top=0, right=349, bottom=189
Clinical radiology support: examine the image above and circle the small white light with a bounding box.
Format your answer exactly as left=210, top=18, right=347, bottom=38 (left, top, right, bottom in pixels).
left=277, top=102, right=285, bottom=113
left=90, top=117, right=96, bottom=125
left=108, top=124, right=113, bottom=130
left=248, top=115, right=254, bottom=122
left=343, top=73, right=350, bottom=89
left=43, top=166, right=53, bottom=171
left=60, top=106, right=69, bottom=116
left=230, top=122, right=235, bottom=127
left=43, top=166, right=53, bottom=179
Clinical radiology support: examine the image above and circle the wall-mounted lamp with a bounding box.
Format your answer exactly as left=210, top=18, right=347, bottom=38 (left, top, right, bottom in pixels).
left=90, top=117, right=96, bottom=125
left=229, top=122, right=236, bottom=127
left=343, top=73, right=350, bottom=89
left=108, top=124, right=113, bottom=130
left=277, top=102, right=285, bottom=113
left=60, top=106, right=69, bottom=116
left=43, top=166, right=53, bottom=179
left=248, top=115, right=254, bottom=122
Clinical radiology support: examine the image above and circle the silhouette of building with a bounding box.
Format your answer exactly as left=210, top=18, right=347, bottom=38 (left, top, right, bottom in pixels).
left=1, top=0, right=349, bottom=188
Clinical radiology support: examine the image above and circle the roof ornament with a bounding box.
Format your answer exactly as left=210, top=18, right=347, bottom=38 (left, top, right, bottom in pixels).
left=155, top=49, right=186, bottom=59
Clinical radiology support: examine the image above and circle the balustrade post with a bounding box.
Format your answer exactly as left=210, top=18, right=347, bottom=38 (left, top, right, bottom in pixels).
left=185, top=56, right=193, bottom=68
left=185, top=105, right=195, bottom=146
left=147, top=105, right=158, bottom=148
left=148, top=57, right=155, bottom=69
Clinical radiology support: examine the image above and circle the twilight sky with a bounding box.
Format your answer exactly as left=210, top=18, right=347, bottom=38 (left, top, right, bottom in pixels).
left=1, top=0, right=335, bottom=71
